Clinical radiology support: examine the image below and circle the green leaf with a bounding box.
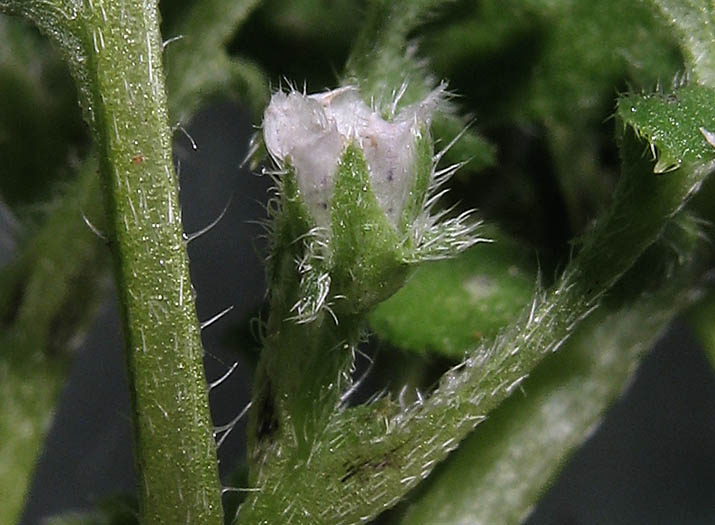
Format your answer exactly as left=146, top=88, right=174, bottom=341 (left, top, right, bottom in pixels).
left=370, top=230, right=534, bottom=358
left=647, top=0, right=715, bottom=88
left=0, top=352, right=65, bottom=525
left=527, top=0, right=684, bottom=225
left=0, top=158, right=107, bottom=524
left=0, top=158, right=107, bottom=357
left=618, top=84, right=715, bottom=173
left=425, top=0, right=681, bottom=125
left=523, top=0, right=681, bottom=124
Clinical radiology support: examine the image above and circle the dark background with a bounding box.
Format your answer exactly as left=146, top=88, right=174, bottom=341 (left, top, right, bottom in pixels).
left=13, top=103, right=715, bottom=525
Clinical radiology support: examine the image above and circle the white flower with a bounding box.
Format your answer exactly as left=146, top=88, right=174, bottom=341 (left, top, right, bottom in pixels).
left=263, top=85, right=442, bottom=228
left=259, top=84, right=484, bottom=321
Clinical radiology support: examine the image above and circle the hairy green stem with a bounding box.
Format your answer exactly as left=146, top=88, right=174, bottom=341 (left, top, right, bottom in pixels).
left=248, top=310, right=360, bottom=477
left=0, top=1, right=224, bottom=522
left=399, top=215, right=703, bottom=524
left=88, top=4, right=223, bottom=523
left=246, top=174, right=362, bottom=487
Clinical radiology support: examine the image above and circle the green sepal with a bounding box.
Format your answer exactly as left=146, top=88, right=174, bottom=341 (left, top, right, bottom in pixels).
left=400, top=129, right=434, bottom=233
left=266, top=166, right=320, bottom=318
left=330, top=143, right=408, bottom=314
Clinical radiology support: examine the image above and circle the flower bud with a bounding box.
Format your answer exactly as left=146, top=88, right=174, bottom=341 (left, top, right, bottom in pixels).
left=261, top=85, right=482, bottom=321
left=263, top=86, right=439, bottom=231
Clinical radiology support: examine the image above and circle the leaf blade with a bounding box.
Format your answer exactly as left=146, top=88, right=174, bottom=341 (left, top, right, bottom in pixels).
left=370, top=230, right=534, bottom=358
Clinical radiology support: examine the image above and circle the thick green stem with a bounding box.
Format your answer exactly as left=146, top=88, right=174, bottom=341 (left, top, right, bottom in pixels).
left=0, top=3, right=246, bottom=519
left=0, top=0, right=227, bottom=521
left=0, top=1, right=225, bottom=520
left=83, top=4, right=222, bottom=523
